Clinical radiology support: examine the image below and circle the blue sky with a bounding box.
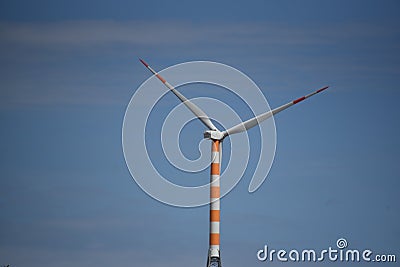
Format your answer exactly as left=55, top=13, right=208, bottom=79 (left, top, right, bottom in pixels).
left=0, top=0, right=399, bottom=266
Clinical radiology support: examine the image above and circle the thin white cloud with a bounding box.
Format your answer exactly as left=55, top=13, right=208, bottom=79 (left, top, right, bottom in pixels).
left=0, top=20, right=203, bottom=46
left=1, top=19, right=398, bottom=47
left=0, top=20, right=349, bottom=47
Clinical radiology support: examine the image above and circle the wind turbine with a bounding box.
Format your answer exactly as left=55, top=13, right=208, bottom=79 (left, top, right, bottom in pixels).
left=139, top=58, right=328, bottom=267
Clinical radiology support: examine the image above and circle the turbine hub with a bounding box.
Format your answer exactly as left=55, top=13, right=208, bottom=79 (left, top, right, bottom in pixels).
left=204, top=130, right=224, bottom=140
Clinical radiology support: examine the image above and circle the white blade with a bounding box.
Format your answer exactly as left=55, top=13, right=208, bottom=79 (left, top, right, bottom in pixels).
left=140, top=59, right=218, bottom=131
left=223, top=86, right=329, bottom=137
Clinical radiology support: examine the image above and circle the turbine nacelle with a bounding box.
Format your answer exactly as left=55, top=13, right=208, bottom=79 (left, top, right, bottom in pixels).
left=204, top=130, right=224, bottom=140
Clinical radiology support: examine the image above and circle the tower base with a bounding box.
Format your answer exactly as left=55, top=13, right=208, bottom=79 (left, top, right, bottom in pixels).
left=207, top=249, right=221, bottom=267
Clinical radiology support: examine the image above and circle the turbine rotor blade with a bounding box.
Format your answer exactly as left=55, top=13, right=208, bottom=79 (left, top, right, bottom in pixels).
left=140, top=58, right=218, bottom=131
left=223, top=86, right=329, bottom=136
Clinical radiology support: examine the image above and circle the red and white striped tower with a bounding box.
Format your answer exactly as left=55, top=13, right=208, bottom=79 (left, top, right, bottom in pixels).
left=209, top=140, right=221, bottom=261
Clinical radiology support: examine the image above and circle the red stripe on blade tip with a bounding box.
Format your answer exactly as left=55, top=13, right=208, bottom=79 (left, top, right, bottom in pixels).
left=293, top=96, right=306, bottom=104
left=139, top=58, right=149, bottom=67
left=156, top=74, right=166, bottom=83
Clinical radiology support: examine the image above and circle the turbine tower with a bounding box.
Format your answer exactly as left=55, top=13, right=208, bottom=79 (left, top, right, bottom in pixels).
left=139, top=59, right=328, bottom=267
